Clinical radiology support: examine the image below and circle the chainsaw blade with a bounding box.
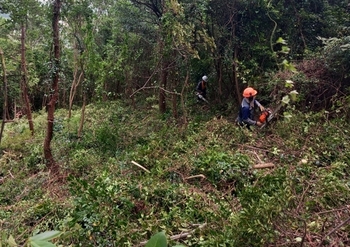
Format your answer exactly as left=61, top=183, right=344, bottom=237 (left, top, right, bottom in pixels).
left=260, top=104, right=282, bottom=128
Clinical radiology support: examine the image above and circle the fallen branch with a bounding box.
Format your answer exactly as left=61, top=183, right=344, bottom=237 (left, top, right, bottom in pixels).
left=185, top=174, right=206, bottom=180
left=169, top=223, right=207, bottom=241
left=252, top=163, right=275, bottom=169
left=236, top=144, right=270, bottom=153
left=131, top=161, right=150, bottom=173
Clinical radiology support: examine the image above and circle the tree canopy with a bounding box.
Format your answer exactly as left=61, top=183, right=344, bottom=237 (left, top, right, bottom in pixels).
left=1, top=0, right=350, bottom=245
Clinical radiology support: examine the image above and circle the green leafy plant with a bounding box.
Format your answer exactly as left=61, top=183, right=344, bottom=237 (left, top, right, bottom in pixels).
left=4, top=231, right=61, bottom=247
left=145, top=232, right=185, bottom=247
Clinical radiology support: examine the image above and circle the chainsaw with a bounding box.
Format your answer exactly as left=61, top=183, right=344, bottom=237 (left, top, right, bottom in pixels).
left=195, top=92, right=209, bottom=104
left=259, top=104, right=282, bottom=128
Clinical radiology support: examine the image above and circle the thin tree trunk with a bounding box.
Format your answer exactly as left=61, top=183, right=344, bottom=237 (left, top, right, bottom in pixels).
left=233, top=45, right=241, bottom=104
left=21, top=24, right=34, bottom=135
left=159, top=56, right=169, bottom=114
left=77, top=93, right=86, bottom=138
left=157, top=26, right=168, bottom=114
left=180, top=68, right=189, bottom=127
left=230, top=7, right=241, bottom=104
left=172, top=93, right=177, bottom=118
left=44, top=0, right=61, bottom=171
left=0, top=48, right=8, bottom=144
left=69, top=69, right=83, bottom=118
left=159, top=66, right=168, bottom=114
left=217, top=57, right=223, bottom=101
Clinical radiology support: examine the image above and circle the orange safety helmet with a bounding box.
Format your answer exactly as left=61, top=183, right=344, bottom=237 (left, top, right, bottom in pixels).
left=242, top=87, right=258, bottom=98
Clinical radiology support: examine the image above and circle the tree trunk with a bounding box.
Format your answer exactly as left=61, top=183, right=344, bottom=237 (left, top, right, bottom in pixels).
left=180, top=69, right=189, bottom=127
left=77, top=93, right=86, bottom=138
left=230, top=6, right=241, bottom=104
left=172, top=93, right=177, bottom=118
left=44, top=0, right=61, bottom=171
left=0, top=48, right=8, bottom=144
left=21, top=24, right=34, bottom=135
left=233, top=45, right=241, bottom=104
left=69, top=69, right=83, bottom=118
left=159, top=60, right=168, bottom=114
left=217, top=57, right=223, bottom=102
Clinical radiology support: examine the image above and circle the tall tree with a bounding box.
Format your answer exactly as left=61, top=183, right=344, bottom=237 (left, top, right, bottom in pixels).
left=130, top=0, right=168, bottom=113
left=0, top=0, right=37, bottom=132
left=20, top=23, right=34, bottom=135
left=129, top=0, right=215, bottom=113
left=44, top=0, right=61, bottom=170
left=63, top=0, right=92, bottom=117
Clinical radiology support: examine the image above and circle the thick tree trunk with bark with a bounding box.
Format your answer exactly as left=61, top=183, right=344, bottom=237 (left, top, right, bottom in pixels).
left=44, top=0, right=61, bottom=171
left=21, top=24, right=34, bottom=135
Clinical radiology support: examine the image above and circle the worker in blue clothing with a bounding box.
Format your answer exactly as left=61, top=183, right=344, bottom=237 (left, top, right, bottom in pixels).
left=236, top=87, right=265, bottom=128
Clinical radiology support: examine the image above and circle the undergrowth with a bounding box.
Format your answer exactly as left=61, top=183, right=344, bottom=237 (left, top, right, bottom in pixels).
left=0, top=101, right=349, bottom=246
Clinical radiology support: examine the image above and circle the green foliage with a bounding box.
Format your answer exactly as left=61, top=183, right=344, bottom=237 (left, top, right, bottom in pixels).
left=68, top=173, right=141, bottom=243
left=66, top=171, right=223, bottom=245
left=0, top=121, right=32, bottom=151
left=145, top=232, right=185, bottom=247
left=193, top=150, right=253, bottom=190
left=231, top=169, right=292, bottom=246
left=320, top=36, right=350, bottom=79
left=145, top=232, right=167, bottom=247
left=1, top=0, right=350, bottom=245
left=3, top=231, right=61, bottom=247
left=2, top=101, right=350, bottom=246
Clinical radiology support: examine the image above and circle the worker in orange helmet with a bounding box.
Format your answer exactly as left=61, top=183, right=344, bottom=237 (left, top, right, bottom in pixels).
left=236, top=87, right=265, bottom=128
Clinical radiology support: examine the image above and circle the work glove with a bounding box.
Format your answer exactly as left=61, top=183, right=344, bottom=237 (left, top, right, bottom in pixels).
left=256, top=121, right=263, bottom=127
left=259, top=105, right=265, bottom=112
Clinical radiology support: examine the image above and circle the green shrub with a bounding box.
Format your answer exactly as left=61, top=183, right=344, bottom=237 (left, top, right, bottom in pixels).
left=232, top=168, right=293, bottom=246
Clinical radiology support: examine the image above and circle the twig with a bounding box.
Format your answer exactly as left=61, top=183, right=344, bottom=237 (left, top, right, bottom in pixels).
left=247, top=150, right=262, bottom=163
left=317, top=206, right=349, bottom=215
left=169, top=223, right=207, bottom=241
left=9, top=170, right=14, bottom=178
left=300, top=218, right=307, bottom=247
left=129, top=58, right=162, bottom=98
left=296, top=177, right=314, bottom=213
left=137, top=223, right=207, bottom=246
left=236, top=144, right=271, bottom=153
left=131, top=161, right=150, bottom=173
left=318, top=217, right=350, bottom=247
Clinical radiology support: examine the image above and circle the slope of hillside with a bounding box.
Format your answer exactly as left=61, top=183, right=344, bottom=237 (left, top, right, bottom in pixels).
left=1, top=102, right=349, bottom=246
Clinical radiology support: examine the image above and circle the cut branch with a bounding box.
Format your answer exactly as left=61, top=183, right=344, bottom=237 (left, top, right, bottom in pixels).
left=253, top=163, right=275, bottom=169
left=131, top=161, right=150, bottom=173
left=185, top=174, right=206, bottom=180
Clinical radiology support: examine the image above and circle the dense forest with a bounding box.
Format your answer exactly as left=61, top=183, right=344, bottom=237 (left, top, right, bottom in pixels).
left=1, top=0, right=350, bottom=246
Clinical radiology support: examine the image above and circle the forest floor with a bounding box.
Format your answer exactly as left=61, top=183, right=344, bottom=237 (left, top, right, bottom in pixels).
left=1, top=101, right=350, bottom=246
